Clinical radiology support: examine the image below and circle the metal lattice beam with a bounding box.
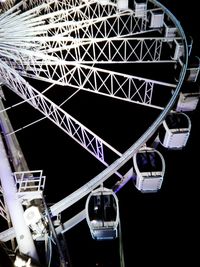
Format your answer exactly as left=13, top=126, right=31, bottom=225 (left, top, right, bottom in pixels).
left=0, top=59, right=123, bottom=163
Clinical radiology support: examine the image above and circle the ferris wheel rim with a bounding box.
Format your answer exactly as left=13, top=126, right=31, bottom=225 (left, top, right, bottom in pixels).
left=49, top=0, right=189, bottom=220
left=0, top=0, right=189, bottom=240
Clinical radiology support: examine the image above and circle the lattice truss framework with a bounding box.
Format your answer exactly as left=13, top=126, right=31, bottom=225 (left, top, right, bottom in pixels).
left=0, top=187, right=8, bottom=221
left=0, top=0, right=179, bottom=164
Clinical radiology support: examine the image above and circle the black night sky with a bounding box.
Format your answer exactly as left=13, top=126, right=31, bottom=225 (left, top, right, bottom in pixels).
left=0, top=1, right=199, bottom=266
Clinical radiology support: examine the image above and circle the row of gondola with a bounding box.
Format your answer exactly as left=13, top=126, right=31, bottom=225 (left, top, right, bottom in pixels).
left=85, top=110, right=192, bottom=239
left=21, top=0, right=199, bottom=245
left=14, top=0, right=199, bottom=246
left=86, top=66, right=199, bottom=239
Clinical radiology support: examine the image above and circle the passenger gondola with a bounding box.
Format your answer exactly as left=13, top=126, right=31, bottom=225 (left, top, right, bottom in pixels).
left=117, top=0, right=128, bottom=10
left=185, top=55, right=200, bottom=82
left=132, top=147, right=165, bottom=193
left=85, top=187, right=119, bottom=240
left=134, top=0, right=147, bottom=18
left=158, top=112, right=191, bottom=149
left=176, top=82, right=200, bottom=112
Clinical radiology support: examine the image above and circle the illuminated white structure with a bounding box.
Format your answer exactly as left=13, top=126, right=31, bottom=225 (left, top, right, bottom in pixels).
left=158, top=112, right=191, bottom=149
left=85, top=186, right=119, bottom=240
left=132, top=146, right=165, bottom=192
left=0, top=0, right=196, bottom=265
left=0, top=132, right=39, bottom=261
left=117, top=0, right=128, bottom=10
left=176, top=82, right=200, bottom=112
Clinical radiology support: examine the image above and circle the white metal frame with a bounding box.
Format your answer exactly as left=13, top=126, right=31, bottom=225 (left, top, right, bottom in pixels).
left=0, top=0, right=189, bottom=258
left=132, top=146, right=165, bottom=192
left=85, top=186, right=119, bottom=239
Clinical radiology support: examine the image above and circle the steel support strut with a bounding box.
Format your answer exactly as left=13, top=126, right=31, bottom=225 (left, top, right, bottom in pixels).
left=0, top=132, right=39, bottom=262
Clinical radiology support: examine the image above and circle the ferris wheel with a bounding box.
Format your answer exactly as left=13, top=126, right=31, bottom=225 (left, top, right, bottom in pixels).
left=0, top=0, right=199, bottom=266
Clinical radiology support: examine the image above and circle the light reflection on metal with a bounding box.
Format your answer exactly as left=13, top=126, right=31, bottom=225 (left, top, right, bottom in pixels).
left=0, top=0, right=191, bottom=255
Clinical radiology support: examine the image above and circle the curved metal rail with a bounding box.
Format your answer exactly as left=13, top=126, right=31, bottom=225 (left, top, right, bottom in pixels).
left=50, top=0, right=189, bottom=231
left=0, top=0, right=189, bottom=241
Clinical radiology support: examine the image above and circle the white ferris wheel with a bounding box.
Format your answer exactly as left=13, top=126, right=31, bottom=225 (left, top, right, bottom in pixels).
left=0, top=0, right=199, bottom=266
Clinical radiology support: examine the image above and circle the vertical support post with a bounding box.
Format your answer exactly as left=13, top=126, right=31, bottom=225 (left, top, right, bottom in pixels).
left=0, top=98, right=29, bottom=172
left=43, top=196, right=68, bottom=267
left=0, top=133, right=39, bottom=262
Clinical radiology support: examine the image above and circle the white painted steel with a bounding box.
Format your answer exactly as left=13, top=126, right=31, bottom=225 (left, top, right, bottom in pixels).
left=0, top=133, right=39, bottom=261
left=0, top=0, right=189, bottom=246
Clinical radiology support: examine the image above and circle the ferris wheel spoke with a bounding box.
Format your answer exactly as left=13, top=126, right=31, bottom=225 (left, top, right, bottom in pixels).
left=0, top=198, right=8, bottom=222
left=2, top=34, right=176, bottom=65
left=16, top=61, right=176, bottom=108
left=0, top=0, right=191, bottom=256
left=8, top=0, right=118, bottom=27
left=45, top=11, right=148, bottom=38
left=0, top=0, right=17, bottom=12
left=39, top=36, right=179, bottom=63
left=24, top=2, right=149, bottom=38
left=1, top=38, right=177, bottom=108
left=21, top=0, right=118, bottom=22
left=22, top=0, right=100, bottom=13
left=0, top=60, right=123, bottom=164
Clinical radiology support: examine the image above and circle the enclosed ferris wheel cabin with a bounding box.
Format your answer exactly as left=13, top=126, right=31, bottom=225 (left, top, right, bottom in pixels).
left=176, top=56, right=200, bottom=112
left=158, top=112, right=191, bottom=149
left=176, top=82, right=200, bottom=112
left=132, top=147, right=165, bottom=193
left=85, top=187, right=119, bottom=240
